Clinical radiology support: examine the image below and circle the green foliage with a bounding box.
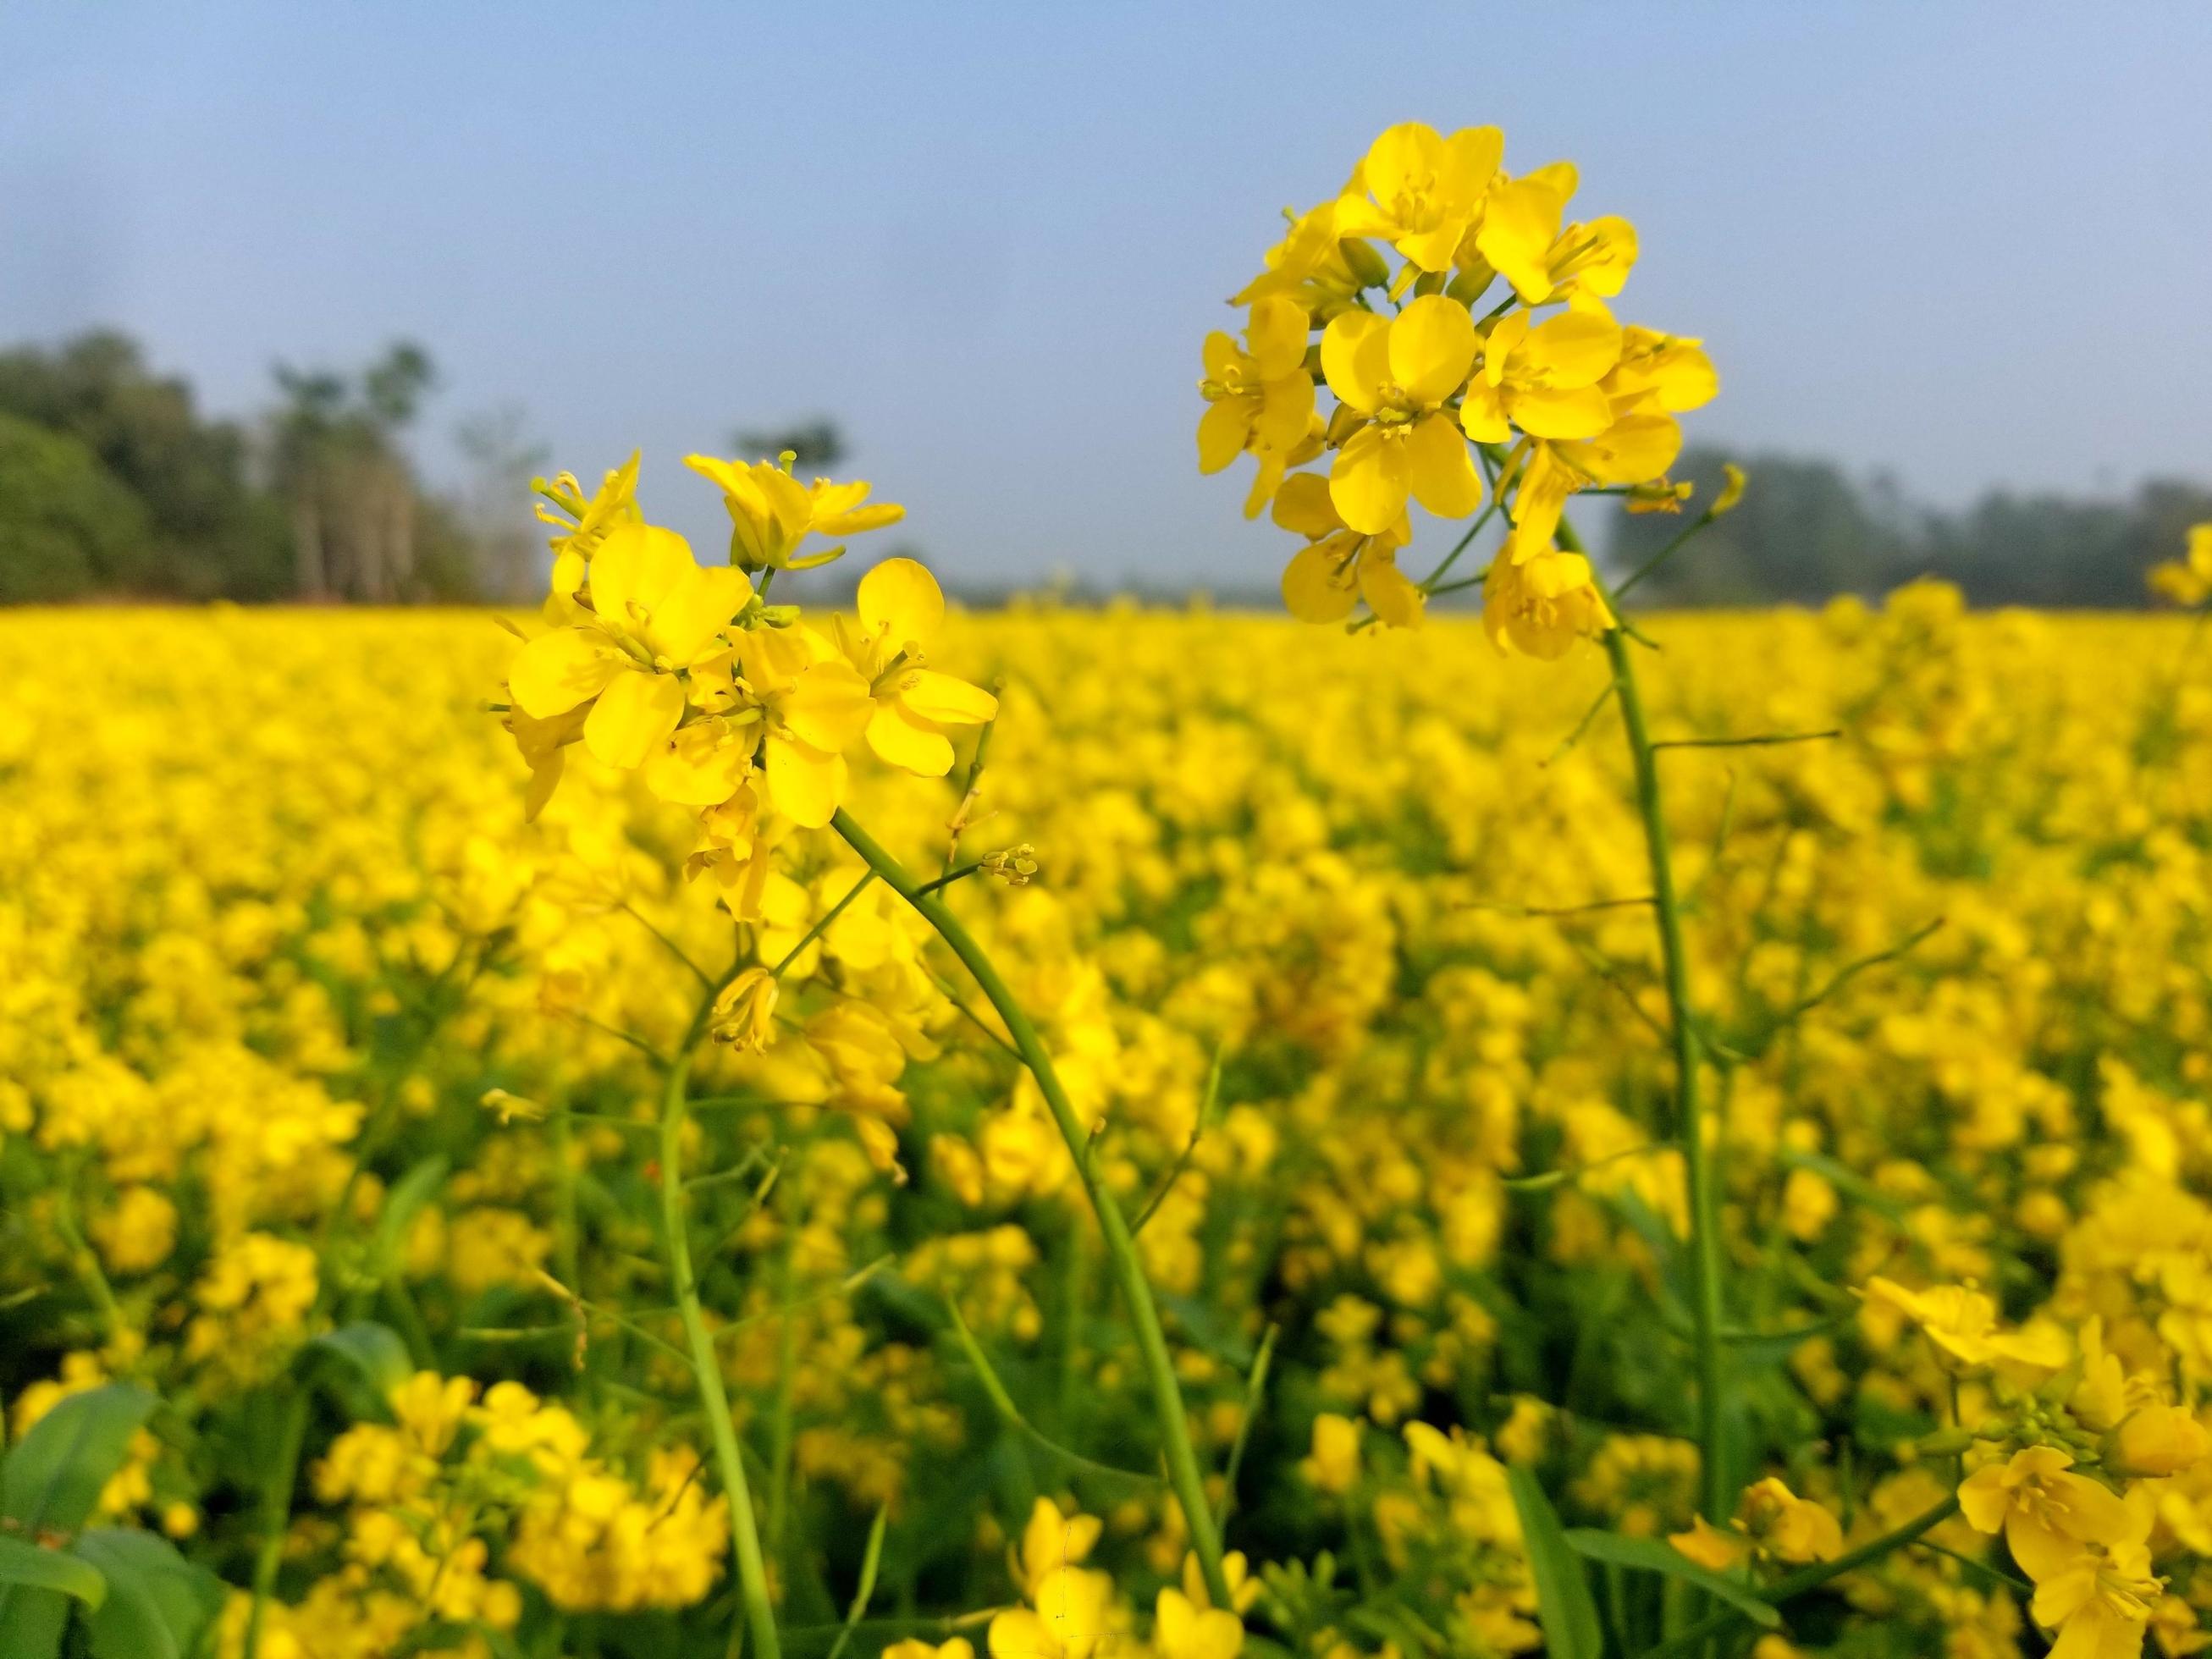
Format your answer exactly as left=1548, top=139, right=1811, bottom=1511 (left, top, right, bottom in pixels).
left=0, top=414, right=150, bottom=601
left=1507, top=1466, right=1603, bottom=1659
left=1612, top=444, right=2212, bottom=607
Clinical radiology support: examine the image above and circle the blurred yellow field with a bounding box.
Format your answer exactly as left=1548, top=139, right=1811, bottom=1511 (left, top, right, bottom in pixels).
left=8, top=595, right=2210, bottom=1657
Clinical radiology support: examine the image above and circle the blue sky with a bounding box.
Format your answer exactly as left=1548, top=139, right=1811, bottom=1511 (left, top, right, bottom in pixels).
left=5, top=2, right=2209, bottom=588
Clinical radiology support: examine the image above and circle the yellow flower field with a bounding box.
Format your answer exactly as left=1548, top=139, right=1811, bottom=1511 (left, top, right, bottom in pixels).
left=7, top=593, right=2212, bottom=1658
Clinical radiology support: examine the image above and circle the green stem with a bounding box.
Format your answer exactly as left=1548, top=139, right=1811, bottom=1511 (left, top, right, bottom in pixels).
left=1564, top=513, right=1729, bottom=1524
left=242, top=1390, right=311, bottom=1659
left=765, top=1228, right=801, bottom=1561
left=661, top=995, right=783, bottom=1659
left=1636, top=1496, right=1961, bottom=1658
left=772, top=871, right=878, bottom=977
left=831, top=808, right=1233, bottom=1607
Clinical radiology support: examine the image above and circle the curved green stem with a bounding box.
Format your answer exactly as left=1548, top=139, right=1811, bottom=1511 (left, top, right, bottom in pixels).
left=831, top=808, right=1234, bottom=1607
left=662, top=993, right=783, bottom=1659
left=1562, top=514, right=1730, bottom=1524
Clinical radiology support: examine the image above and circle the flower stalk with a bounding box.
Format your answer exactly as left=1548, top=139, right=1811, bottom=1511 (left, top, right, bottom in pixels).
left=830, top=807, right=1236, bottom=1608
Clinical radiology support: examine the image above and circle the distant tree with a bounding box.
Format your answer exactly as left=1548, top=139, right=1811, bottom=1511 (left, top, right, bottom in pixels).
left=0, top=412, right=151, bottom=602
left=731, top=417, right=847, bottom=471
left=269, top=341, right=457, bottom=601
left=1608, top=446, right=1906, bottom=605
left=0, top=330, right=286, bottom=597
left=455, top=405, right=551, bottom=601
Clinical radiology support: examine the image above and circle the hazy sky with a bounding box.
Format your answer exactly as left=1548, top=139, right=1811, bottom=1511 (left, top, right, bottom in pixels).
left=6, top=2, right=2209, bottom=588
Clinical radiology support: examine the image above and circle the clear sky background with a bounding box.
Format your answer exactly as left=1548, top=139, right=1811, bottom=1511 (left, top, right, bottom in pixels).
left=5, top=2, right=2208, bottom=589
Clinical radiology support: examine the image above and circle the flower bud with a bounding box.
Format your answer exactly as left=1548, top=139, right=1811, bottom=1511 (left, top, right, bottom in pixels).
left=2105, top=1405, right=2212, bottom=1478
left=1712, top=462, right=1747, bottom=518
left=1338, top=237, right=1391, bottom=290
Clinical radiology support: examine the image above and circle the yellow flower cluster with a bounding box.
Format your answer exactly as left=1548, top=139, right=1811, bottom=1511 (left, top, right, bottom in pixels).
left=7, top=587, right=2212, bottom=1657
left=1200, top=121, right=1716, bottom=653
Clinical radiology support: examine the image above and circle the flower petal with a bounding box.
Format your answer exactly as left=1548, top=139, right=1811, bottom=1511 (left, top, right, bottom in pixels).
left=1329, top=425, right=1409, bottom=536
left=1320, top=311, right=1391, bottom=414
left=1389, top=295, right=1478, bottom=407
left=1404, top=414, right=1484, bottom=518
left=1245, top=296, right=1310, bottom=381
left=901, top=669, right=997, bottom=725
left=650, top=564, right=753, bottom=663
left=1282, top=542, right=1359, bottom=623
left=867, top=702, right=956, bottom=775
left=591, top=522, right=696, bottom=631
left=583, top=668, right=685, bottom=769
left=858, top=557, right=945, bottom=648
left=510, top=627, right=622, bottom=719
left=781, top=659, right=874, bottom=753
left=1197, top=399, right=1251, bottom=474
left=765, top=732, right=847, bottom=828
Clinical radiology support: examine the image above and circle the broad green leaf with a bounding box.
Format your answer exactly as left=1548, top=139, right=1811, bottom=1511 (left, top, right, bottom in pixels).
left=72, top=1529, right=223, bottom=1659
left=1564, top=1529, right=1780, bottom=1628
left=0, top=1590, right=69, bottom=1659
left=307, top=1321, right=413, bottom=1403
left=0, top=1536, right=104, bottom=1608
left=0, top=1386, right=157, bottom=1535
left=367, top=1155, right=450, bottom=1280
left=1507, top=1466, right=1602, bottom=1659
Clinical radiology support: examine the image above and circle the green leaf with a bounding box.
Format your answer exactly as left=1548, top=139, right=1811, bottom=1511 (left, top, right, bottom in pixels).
left=306, top=1320, right=413, bottom=1409
left=1507, top=1467, right=1602, bottom=1659
left=1563, top=1529, right=1781, bottom=1628
left=367, top=1155, right=450, bottom=1280
left=0, top=1536, right=104, bottom=1608
left=0, top=1590, right=69, bottom=1659
left=71, top=1530, right=223, bottom=1659
left=1, top=1385, right=157, bottom=1535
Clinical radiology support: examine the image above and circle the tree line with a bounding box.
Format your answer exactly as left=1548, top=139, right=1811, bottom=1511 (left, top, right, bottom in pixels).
left=1608, top=445, right=2212, bottom=609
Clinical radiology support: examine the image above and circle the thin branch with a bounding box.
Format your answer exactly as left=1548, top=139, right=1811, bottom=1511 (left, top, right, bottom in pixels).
left=569, top=1011, right=670, bottom=1066
left=1651, top=729, right=1841, bottom=752
left=1614, top=508, right=1721, bottom=601
left=1564, top=937, right=1671, bottom=1044
left=1503, top=1139, right=1682, bottom=1193
left=1543, top=681, right=1617, bottom=767
left=619, top=901, right=713, bottom=988
left=1216, top=1322, right=1279, bottom=1529
left=1466, top=894, right=1655, bottom=919
left=1740, top=918, right=1947, bottom=1057
left=771, top=870, right=879, bottom=977
left=940, top=1294, right=1159, bottom=1485
left=917, top=861, right=985, bottom=896
left=945, top=704, right=1002, bottom=874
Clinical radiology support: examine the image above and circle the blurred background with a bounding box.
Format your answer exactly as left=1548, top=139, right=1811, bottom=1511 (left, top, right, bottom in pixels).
left=3, top=0, right=2208, bottom=608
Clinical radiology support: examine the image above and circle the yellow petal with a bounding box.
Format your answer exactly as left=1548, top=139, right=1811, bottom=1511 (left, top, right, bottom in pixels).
left=1442, top=125, right=1504, bottom=197
left=1282, top=542, right=1359, bottom=623
left=1253, top=375, right=1316, bottom=453
left=867, top=702, right=956, bottom=775
left=764, top=732, right=846, bottom=828
left=642, top=719, right=758, bottom=807
left=1569, top=412, right=1682, bottom=485
left=781, top=659, right=874, bottom=752
left=590, top=522, right=696, bottom=631
left=1477, top=174, right=1569, bottom=302
left=1459, top=378, right=1511, bottom=444
left=1197, top=398, right=1251, bottom=474
left=1244, top=296, right=1310, bottom=381
left=1508, top=383, right=1619, bottom=440
left=1328, top=426, right=1409, bottom=537
left=1404, top=414, right=1484, bottom=518
left=510, top=627, right=622, bottom=719
left=1360, top=122, right=1442, bottom=207
left=1320, top=311, right=1390, bottom=414
left=649, top=564, right=753, bottom=663
left=1271, top=472, right=1343, bottom=538
left=814, top=502, right=905, bottom=537
left=858, top=557, right=945, bottom=648
left=901, top=670, right=997, bottom=725
left=582, top=668, right=685, bottom=769
left=1360, top=550, right=1426, bottom=630
left=1525, top=310, right=1624, bottom=389
left=1387, top=295, right=1478, bottom=407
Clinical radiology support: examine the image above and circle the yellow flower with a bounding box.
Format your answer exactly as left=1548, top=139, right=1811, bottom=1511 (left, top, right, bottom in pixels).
left=1737, top=1478, right=1842, bottom=1565
left=828, top=559, right=999, bottom=777
left=1303, top=1413, right=1360, bottom=1493
left=2149, top=523, right=2212, bottom=607
left=1669, top=1514, right=1750, bottom=1573
left=1471, top=163, right=1580, bottom=302
left=685, top=453, right=905, bottom=573
left=536, top=449, right=642, bottom=597
left=1959, top=1447, right=2133, bottom=1581
left=1320, top=295, right=1484, bottom=533
left=2028, top=1510, right=2162, bottom=1659
left=1862, top=1277, right=2069, bottom=1381
left=2106, top=1405, right=2212, bottom=1479
left=1155, top=1585, right=1243, bottom=1659
left=989, top=1566, right=1112, bottom=1659
left=1605, top=326, right=1719, bottom=416
left=1712, top=462, right=1748, bottom=517
left=709, top=967, right=780, bottom=1052
left=1198, top=297, right=1316, bottom=511
left=1332, top=122, right=1503, bottom=273
left=508, top=521, right=752, bottom=771
left=725, top=624, right=873, bottom=827
left=1460, top=306, right=1625, bottom=442
left=1482, top=537, right=1613, bottom=659
left=1014, top=1497, right=1102, bottom=1595
left=1231, top=197, right=1368, bottom=317
left=885, top=1643, right=974, bottom=1659
left=1271, top=473, right=1419, bottom=627
left=1504, top=416, right=1685, bottom=548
